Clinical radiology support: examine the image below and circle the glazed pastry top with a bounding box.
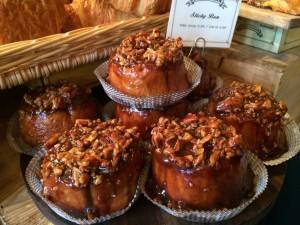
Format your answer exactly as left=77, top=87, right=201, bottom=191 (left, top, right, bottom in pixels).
left=42, top=119, right=140, bottom=187
left=110, top=29, right=183, bottom=67
left=151, top=112, right=243, bottom=169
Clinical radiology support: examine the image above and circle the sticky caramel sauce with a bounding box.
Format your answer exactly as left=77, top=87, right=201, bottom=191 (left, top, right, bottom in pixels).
left=148, top=150, right=254, bottom=210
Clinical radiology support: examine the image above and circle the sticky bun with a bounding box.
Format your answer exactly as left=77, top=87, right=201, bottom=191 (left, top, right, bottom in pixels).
left=207, top=82, right=287, bottom=159
left=41, top=119, right=143, bottom=219
left=108, top=29, right=189, bottom=97
left=149, top=112, right=253, bottom=210
left=19, top=83, right=98, bottom=147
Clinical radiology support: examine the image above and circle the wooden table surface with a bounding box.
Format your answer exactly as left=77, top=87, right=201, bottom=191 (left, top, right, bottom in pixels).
left=0, top=86, right=287, bottom=225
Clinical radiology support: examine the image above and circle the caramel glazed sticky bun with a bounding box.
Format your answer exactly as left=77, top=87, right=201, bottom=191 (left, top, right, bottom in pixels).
left=149, top=112, right=254, bottom=210
left=41, top=119, right=144, bottom=219
left=19, top=82, right=98, bottom=147
left=108, top=29, right=189, bottom=97
left=207, top=81, right=287, bottom=159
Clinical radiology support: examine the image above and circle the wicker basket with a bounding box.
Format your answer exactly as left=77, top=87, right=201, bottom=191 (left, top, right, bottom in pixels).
left=0, top=13, right=169, bottom=90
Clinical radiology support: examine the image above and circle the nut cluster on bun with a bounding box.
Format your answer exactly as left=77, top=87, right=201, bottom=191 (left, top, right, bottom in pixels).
left=151, top=112, right=243, bottom=168
left=42, top=119, right=140, bottom=187
left=111, top=29, right=183, bottom=67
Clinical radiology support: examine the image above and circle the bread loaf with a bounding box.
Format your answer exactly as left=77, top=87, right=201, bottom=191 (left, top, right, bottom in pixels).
left=109, top=0, right=171, bottom=16
left=69, top=0, right=137, bottom=28
left=0, top=0, right=69, bottom=44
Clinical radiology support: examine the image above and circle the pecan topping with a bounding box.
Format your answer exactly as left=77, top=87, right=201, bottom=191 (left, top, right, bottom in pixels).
left=41, top=119, right=140, bottom=187
left=111, top=29, right=183, bottom=67
left=212, top=82, right=287, bottom=125
left=151, top=113, right=242, bottom=169
left=23, top=82, right=91, bottom=112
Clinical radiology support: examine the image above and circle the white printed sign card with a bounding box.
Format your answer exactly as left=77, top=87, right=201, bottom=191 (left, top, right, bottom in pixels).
left=167, top=0, right=242, bottom=48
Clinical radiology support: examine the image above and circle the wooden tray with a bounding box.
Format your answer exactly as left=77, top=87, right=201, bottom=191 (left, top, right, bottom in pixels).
left=21, top=153, right=287, bottom=225
left=239, top=3, right=300, bottom=29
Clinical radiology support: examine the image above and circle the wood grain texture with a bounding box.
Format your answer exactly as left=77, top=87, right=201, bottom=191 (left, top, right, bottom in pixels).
left=239, top=3, right=300, bottom=29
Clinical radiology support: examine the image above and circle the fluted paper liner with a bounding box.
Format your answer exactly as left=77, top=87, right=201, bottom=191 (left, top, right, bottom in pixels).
left=141, top=151, right=268, bottom=223
left=263, top=113, right=300, bottom=166
left=94, top=57, right=202, bottom=109
left=25, top=149, right=141, bottom=224
left=6, top=112, right=36, bottom=155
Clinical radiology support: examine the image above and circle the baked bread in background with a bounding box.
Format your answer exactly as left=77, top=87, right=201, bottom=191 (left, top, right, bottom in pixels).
left=0, top=0, right=70, bottom=44
left=19, top=83, right=99, bottom=147
left=244, top=0, right=300, bottom=15
left=67, top=0, right=137, bottom=28
left=263, top=0, right=300, bottom=15
left=109, top=0, right=171, bottom=16
left=0, top=0, right=171, bottom=44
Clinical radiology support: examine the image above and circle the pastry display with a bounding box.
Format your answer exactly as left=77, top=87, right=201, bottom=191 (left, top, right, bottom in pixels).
left=41, top=119, right=143, bottom=219
left=115, top=100, right=188, bottom=138
left=207, top=81, right=287, bottom=159
left=0, top=0, right=70, bottom=44
left=150, top=112, right=253, bottom=210
left=108, top=29, right=189, bottom=97
left=19, top=83, right=98, bottom=147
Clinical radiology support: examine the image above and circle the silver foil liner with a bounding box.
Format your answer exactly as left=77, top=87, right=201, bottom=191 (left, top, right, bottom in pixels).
left=141, top=151, right=268, bottom=223
left=25, top=149, right=141, bottom=224
left=6, top=112, right=36, bottom=155
left=264, top=113, right=300, bottom=166
left=94, top=57, right=202, bottom=109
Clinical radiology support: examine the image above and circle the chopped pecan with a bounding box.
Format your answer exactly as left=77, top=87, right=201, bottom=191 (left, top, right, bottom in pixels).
left=152, top=112, right=242, bottom=168
left=43, top=119, right=140, bottom=187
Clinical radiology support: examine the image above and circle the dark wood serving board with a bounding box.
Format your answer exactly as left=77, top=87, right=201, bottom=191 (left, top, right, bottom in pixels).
left=20, top=154, right=287, bottom=225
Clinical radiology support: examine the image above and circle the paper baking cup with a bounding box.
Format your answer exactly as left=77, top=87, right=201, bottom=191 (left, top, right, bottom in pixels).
left=94, top=57, right=202, bottom=109
left=141, top=151, right=268, bottom=223
left=25, top=149, right=141, bottom=224
left=263, top=113, right=300, bottom=166
left=6, top=112, right=36, bottom=155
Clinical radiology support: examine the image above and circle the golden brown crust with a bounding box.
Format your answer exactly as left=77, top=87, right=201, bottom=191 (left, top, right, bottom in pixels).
left=151, top=112, right=243, bottom=169
left=42, top=119, right=140, bottom=188
left=68, top=0, right=137, bottom=28
left=109, top=0, right=171, bottom=16
left=0, top=0, right=68, bottom=44
left=244, top=0, right=300, bottom=15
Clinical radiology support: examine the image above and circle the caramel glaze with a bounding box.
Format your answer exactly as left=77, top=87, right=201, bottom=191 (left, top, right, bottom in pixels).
left=115, top=100, right=188, bottom=139
left=19, top=96, right=98, bottom=147
left=207, top=114, right=285, bottom=160
left=42, top=146, right=142, bottom=219
left=207, top=83, right=287, bottom=160
left=108, top=60, right=189, bottom=97
left=150, top=150, right=254, bottom=210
